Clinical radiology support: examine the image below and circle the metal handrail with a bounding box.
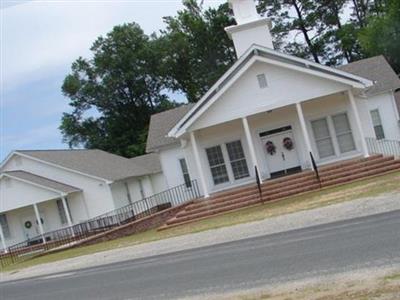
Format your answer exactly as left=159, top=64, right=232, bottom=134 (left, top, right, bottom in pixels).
left=1, top=180, right=200, bottom=267
left=310, top=152, right=322, bottom=188
left=366, top=137, right=400, bottom=158
left=255, top=166, right=263, bottom=201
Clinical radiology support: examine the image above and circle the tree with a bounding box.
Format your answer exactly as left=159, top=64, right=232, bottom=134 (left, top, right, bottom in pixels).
left=159, top=0, right=236, bottom=102
left=60, top=23, right=175, bottom=157
left=358, top=0, right=400, bottom=73
left=258, top=0, right=330, bottom=64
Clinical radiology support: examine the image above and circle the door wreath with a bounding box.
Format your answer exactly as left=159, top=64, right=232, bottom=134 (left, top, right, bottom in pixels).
left=24, top=221, right=32, bottom=229
left=283, top=137, right=294, bottom=151
left=265, top=141, right=276, bottom=155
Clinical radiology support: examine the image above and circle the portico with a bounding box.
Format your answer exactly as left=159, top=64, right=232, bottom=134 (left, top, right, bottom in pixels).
left=0, top=171, right=80, bottom=251
left=181, top=89, right=370, bottom=196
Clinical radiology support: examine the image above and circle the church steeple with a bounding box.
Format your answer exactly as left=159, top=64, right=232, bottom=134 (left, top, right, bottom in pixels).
left=225, top=0, right=273, bottom=58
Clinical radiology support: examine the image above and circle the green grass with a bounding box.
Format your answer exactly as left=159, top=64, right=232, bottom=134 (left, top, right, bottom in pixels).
left=384, top=272, right=400, bottom=282
left=2, top=171, right=400, bottom=273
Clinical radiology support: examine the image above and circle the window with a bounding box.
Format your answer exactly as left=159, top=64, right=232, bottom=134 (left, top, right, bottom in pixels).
left=206, top=145, right=229, bottom=185
left=0, top=214, right=10, bottom=239
left=257, top=74, right=268, bottom=88
left=332, top=113, right=356, bottom=153
left=179, top=158, right=192, bottom=188
left=311, top=118, right=335, bottom=159
left=226, top=140, right=249, bottom=180
left=56, top=199, right=72, bottom=225
left=370, top=109, right=385, bottom=140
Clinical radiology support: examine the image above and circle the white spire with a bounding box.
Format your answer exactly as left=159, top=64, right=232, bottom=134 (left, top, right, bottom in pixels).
left=229, top=0, right=259, bottom=24
left=225, top=0, right=274, bottom=58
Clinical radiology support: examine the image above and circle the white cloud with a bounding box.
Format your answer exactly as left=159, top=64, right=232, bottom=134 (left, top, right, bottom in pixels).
left=1, top=0, right=225, bottom=92
left=1, top=1, right=188, bottom=92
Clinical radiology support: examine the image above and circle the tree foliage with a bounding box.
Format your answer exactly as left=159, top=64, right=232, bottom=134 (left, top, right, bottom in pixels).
left=358, top=0, right=400, bottom=73
left=60, top=23, right=175, bottom=157
left=160, top=0, right=236, bottom=102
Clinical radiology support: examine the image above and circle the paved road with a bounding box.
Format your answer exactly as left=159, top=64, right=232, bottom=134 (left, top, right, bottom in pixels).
left=1, top=210, right=400, bottom=300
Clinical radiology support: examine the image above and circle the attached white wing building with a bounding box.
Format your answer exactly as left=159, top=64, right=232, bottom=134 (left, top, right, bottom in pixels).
left=0, top=150, right=166, bottom=249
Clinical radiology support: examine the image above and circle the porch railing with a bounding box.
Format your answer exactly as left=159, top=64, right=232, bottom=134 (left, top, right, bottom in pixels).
left=366, top=137, right=400, bottom=158
left=0, top=180, right=200, bottom=267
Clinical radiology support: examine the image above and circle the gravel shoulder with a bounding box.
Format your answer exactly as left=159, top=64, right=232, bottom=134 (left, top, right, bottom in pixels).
left=189, top=265, right=400, bottom=300
left=1, top=192, right=399, bottom=282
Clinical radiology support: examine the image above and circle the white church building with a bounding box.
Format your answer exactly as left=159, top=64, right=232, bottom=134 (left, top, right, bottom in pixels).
left=1, top=0, right=400, bottom=251
left=147, top=0, right=400, bottom=198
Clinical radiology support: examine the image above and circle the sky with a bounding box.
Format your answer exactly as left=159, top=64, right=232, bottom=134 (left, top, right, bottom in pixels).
left=0, top=0, right=224, bottom=161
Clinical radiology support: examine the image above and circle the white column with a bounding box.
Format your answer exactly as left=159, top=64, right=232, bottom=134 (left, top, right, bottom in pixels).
left=62, top=197, right=73, bottom=227
left=347, top=90, right=369, bottom=157
left=0, top=223, right=8, bottom=253
left=33, top=203, right=46, bottom=244
left=242, top=117, right=262, bottom=183
left=190, top=131, right=209, bottom=198
left=296, top=102, right=314, bottom=169
left=62, top=196, right=75, bottom=237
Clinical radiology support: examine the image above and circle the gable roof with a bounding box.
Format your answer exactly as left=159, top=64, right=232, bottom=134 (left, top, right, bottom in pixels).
left=167, top=45, right=373, bottom=138
left=2, top=170, right=81, bottom=194
left=129, top=153, right=162, bottom=175
left=6, top=149, right=161, bottom=182
left=338, top=55, right=400, bottom=96
left=146, top=104, right=195, bottom=152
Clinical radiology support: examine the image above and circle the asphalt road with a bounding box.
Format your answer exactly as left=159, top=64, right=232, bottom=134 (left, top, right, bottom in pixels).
left=1, top=210, right=400, bottom=300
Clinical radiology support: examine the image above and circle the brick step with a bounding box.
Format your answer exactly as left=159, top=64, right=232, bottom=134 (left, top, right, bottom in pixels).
left=321, top=160, right=400, bottom=187
left=173, top=195, right=261, bottom=221
left=186, top=175, right=318, bottom=211
left=183, top=157, right=389, bottom=215
left=166, top=184, right=319, bottom=225
left=175, top=192, right=260, bottom=218
left=318, top=154, right=382, bottom=173
left=183, top=182, right=323, bottom=219
left=318, top=155, right=391, bottom=177
left=166, top=196, right=262, bottom=225
left=320, top=158, right=398, bottom=183
left=161, top=156, right=400, bottom=230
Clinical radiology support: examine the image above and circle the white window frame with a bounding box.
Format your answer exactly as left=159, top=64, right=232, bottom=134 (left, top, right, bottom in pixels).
left=226, top=140, right=250, bottom=180
left=309, top=110, right=359, bottom=161
left=205, top=144, right=230, bottom=186
left=311, top=117, right=336, bottom=159
left=178, top=158, right=192, bottom=188
left=370, top=109, right=385, bottom=140
left=331, top=112, right=356, bottom=154
left=205, top=138, right=251, bottom=187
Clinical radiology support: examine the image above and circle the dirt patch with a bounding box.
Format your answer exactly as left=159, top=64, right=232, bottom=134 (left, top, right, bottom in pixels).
left=196, top=267, right=400, bottom=300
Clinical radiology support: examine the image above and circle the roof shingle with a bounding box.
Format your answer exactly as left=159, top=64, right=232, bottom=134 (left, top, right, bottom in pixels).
left=146, top=104, right=195, bottom=152
left=4, top=170, right=81, bottom=194
left=15, top=149, right=161, bottom=181
left=338, top=55, right=400, bottom=96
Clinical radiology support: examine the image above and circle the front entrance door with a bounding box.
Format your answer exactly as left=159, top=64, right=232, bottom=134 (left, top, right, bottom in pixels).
left=260, top=126, right=301, bottom=178
left=20, top=211, right=45, bottom=241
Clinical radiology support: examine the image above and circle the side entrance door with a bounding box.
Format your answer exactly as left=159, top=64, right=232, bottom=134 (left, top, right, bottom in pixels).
left=260, top=126, right=301, bottom=178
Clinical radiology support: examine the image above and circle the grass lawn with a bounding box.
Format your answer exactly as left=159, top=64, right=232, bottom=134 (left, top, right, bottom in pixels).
left=2, top=171, right=400, bottom=272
